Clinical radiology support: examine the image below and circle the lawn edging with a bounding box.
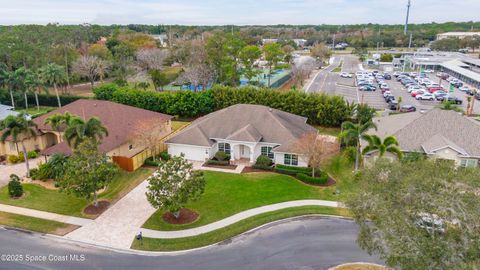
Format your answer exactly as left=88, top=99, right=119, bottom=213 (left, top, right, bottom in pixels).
left=132, top=206, right=351, bottom=252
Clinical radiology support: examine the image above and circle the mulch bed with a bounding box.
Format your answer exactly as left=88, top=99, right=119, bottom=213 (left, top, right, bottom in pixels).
left=202, top=163, right=238, bottom=170
left=83, top=200, right=110, bottom=215
left=162, top=208, right=199, bottom=225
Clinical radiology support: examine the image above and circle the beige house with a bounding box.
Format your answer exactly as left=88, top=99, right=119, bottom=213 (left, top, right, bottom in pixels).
left=363, top=109, right=480, bottom=167
left=166, top=104, right=318, bottom=166
left=1, top=99, right=173, bottom=171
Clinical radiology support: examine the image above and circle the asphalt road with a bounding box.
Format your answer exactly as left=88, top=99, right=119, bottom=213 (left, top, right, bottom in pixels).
left=0, top=217, right=382, bottom=270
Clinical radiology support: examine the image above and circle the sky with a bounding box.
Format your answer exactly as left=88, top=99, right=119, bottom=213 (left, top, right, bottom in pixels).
left=0, top=0, right=478, bottom=25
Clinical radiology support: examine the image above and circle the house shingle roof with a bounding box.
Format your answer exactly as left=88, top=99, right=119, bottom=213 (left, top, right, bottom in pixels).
left=36, top=99, right=172, bottom=155
left=370, top=109, right=480, bottom=157
left=166, top=104, right=317, bottom=151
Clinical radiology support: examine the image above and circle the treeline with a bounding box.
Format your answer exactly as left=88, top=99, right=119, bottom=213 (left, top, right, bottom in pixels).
left=93, top=84, right=352, bottom=127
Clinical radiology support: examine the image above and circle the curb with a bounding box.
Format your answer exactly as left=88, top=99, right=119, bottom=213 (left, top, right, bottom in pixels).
left=1, top=214, right=353, bottom=256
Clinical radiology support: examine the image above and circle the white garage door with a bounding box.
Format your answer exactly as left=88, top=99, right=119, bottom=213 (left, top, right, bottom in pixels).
left=167, top=144, right=208, bottom=161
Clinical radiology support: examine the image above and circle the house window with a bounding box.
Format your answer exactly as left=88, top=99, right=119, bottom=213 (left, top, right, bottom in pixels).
left=460, top=159, right=477, bottom=168
left=218, top=143, right=231, bottom=154
left=284, top=154, right=298, bottom=166
left=261, top=146, right=274, bottom=159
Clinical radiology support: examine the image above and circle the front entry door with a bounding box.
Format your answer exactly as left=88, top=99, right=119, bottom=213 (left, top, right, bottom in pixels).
left=240, top=145, right=250, bottom=158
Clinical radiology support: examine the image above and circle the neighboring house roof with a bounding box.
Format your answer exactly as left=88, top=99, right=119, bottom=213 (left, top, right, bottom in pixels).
left=368, top=109, right=480, bottom=157
left=166, top=104, right=317, bottom=152
left=36, top=99, right=173, bottom=156
left=0, top=104, right=20, bottom=121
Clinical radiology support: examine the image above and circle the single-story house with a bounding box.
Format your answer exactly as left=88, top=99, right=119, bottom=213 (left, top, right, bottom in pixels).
left=363, top=109, right=480, bottom=167
left=0, top=99, right=173, bottom=171
left=166, top=104, right=318, bottom=166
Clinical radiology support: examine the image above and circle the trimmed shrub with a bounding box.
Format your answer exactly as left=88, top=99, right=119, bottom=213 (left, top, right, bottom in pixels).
left=8, top=174, right=23, bottom=198
left=206, top=159, right=230, bottom=166
left=255, top=155, right=272, bottom=167
left=214, top=151, right=230, bottom=162
left=144, top=157, right=160, bottom=167
left=252, top=164, right=274, bottom=171
left=296, top=172, right=329, bottom=185
left=275, top=164, right=312, bottom=175
left=159, top=151, right=171, bottom=161
left=27, top=151, right=38, bottom=159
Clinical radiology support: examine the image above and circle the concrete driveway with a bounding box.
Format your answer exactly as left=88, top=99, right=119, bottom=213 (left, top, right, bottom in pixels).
left=0, top=157, right=44, bottom=187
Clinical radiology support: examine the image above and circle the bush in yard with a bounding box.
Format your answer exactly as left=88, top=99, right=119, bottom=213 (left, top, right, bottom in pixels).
left=8, top=174, right=23, bottom=198
left=7, top=155, right=20, bottom=164
left=159, top=151, right=171, bottom=161
left=214, top=151, right=229, bottom=162
left=206, top=159, right=230, bottom=166
left=296, top=172, right=329, bottom=185
left=144, top=157, right=160, bottom=167
left=255, top=155, right=272, bottom=167
left=275, top=164, right=312, bottom=176
left=27, top=150, right=38, bottom=159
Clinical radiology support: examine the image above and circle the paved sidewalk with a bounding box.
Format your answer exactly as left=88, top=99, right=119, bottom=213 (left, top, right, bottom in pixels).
left=0, top=157, right=44, bottom=187
left=65, top=180, right=156, bottom=249
left=142, top=199, right=342, bottom=239
left=0, top=204, right=91, bottom=226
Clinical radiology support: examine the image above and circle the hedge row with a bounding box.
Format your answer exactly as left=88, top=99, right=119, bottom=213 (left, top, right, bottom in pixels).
left=93, top=84, right=351, bottom=127
left=206, top=159, right=230, bottom=166
left=0, top=89, right=83, bottom=109
left=275, top=164, right=312, bottom=174
left=296, top=172, right=329, bottom=185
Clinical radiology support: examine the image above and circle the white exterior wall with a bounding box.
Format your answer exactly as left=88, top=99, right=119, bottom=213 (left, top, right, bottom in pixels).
left=431, top=147, right=462, bottom=166
left=274, top=152, right=309, bottom=167
left=167, top=144, right=211, bottom=161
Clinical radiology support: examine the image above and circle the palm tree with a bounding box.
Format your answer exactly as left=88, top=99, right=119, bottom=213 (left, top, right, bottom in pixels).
left=64, top=117, right=108, bottom=148
left=0, top=113, right=38, bottom=177
left=24, top=70, right=45, bottom=111
left=1, top=69, right=21, bottom=109
left=362, top=134, right=403, bottom=160
left=340, top=120, right=377, bottom=171
left=39, top=63, right=66, bottom=108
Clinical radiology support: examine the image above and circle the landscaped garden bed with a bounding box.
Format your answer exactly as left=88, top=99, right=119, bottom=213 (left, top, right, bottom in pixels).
left=202, top=163, right=238, bottom=170
left=162, top=208, right=199, bottom=225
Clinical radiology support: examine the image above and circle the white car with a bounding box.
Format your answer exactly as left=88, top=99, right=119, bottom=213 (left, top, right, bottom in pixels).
left=459, top=86, right=470, bottom=92
left=423, top=69, right=434, bottom=73
left=383, top=91, right=392, bottom=98
left=416, top=93, right=435, bottom=100
left=408, top=86, right=423, bottom=93
left=340, top=72, right=352, bottom=78
left=380, top=83, right=389, bottom=89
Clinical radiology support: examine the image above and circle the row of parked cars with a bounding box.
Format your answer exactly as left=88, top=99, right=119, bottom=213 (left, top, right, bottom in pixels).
left=436, top=72, right=480, bottom=100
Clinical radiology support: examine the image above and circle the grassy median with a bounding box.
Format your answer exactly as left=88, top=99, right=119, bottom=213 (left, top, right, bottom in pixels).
left=0, top=211, right=78, bottom=235
left=132, top=206, right=351, bottom=251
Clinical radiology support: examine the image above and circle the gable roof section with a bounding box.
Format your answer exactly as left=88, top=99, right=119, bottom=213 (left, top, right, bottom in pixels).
left=381, top=109, right=480, bottom=157
left=166, top=104, right=317, bottom=151
left=36, top=99, right=172, bottom=155
left=225, top=124, right=262, bottom=142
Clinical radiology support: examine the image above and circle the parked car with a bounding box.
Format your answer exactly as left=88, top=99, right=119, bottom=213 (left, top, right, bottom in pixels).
left=433, top=90, right=448, bottom=98
left=340, top=72, right=352, bottom=78
left=465, top=89, right=476, bottom=96
left=359, top=85, right=376, bottom=91
left=424, top=69, right=434, bottom=73
left=435, top=93, right=449, bottom=101
left=400, top=104, right=416, bottom=112
left=415, top=213, right=446, bottom=234
left=408, top=86, right=423, bottom=93
left=383, top=90, right=392, bottom=98
left=388, top=100, right=398, bottom=110
left=384, top=74, right=392, bottom=80
left=475, top=92, right=480, bottom=100
left=445, top=96, right=463, bottom=104
left=428, top=87, right=444, bottom=93
left=385, top=95, right=396, bottom=103
left=416, top=93, right=435, bottom=101
left=411, top=89, right=425, bottom=97
left=458, top=86, right=470, bottom=92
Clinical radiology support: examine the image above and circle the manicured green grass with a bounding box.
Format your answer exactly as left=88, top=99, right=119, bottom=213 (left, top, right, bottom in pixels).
left=15, top=106, right=56, bottom=118
left=143, top=171, right=347, bottom=231
left=0, top=168, right=153, bottom=218
left=132, top=206, right=351, bottom=251
left=171, top=121, right=190, bottom=132
left=0, top=184, right=88, bottom=217
left=316, top=126, right=342, bottom=137
left=0, top=211, right=77, bottom=235
left=99, top=168, right=153, bottom=202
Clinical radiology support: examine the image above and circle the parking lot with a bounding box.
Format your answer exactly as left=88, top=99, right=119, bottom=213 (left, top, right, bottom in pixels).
left=307, top=55, right=480, bottom=114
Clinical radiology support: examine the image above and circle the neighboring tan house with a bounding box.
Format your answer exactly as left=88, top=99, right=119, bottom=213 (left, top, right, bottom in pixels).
left=363, top=109, right=480, bottom=167
left=0, top=99, right=173, bottom=171
left=166, top=104, right=318, bottom=166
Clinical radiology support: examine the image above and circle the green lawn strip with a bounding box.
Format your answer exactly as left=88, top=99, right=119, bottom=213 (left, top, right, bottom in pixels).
left=132, top=206, right=351, bottom=251
left=143, top=171, right=341, bottom=231
left=99, top=167, right=153, bottom=202
left=332, top=62, right=343, bottom=72
left=15, top=106, right=56, bottom=118
left=318, top=155, right=357, bottom=202
left=171, top=121, right=190, bottom=132
left=315, top=126, right=342, bottom=137
left=0, top=168, right=153, bottom=218
left=0, top=211, right=77, bottom=236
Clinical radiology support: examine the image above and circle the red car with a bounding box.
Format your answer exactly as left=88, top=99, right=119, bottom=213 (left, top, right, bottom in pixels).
left=411, top=90, right=425, bottom=97
left=428, top=87, right=444, bottom=93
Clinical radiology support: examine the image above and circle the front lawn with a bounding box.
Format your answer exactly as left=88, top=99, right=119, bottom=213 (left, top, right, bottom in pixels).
left=133, top=206, right=351, bottom=251
left=15, top=106, right=56, bottom=118
left=0, top=168, right=153, bottom=218
left=143, top=170, right=350, bottom=231
left=0, top=211, right=77, bottom=236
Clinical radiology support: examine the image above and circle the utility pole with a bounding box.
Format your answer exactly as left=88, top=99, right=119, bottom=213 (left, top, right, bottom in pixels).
left=332, top=33, right=336, bottom=51
left=404, top=0, right=411, bottom=35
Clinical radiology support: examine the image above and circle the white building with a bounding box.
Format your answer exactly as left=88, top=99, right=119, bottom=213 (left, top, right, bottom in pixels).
left=436, top=32, right=480, bottom=40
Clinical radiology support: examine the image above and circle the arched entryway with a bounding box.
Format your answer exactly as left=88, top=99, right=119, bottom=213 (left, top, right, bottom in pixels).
left=230, top=143, right=254, bottom=164
left=44, top=132, right=59, bottom=147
